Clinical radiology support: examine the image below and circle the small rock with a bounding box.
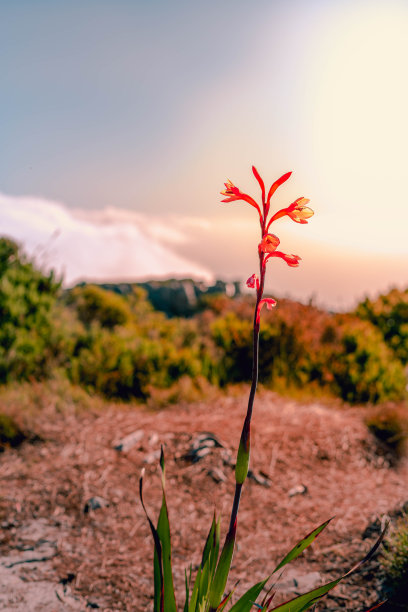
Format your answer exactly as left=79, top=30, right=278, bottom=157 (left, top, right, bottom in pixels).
left=248, top=469, right=271, bottom=488
left=113, top=430, right=144, bottom=452
left=208, top=468, right=227, bottom=483
left=185, top=432, right=225, bottom=463
left=288, top=484, right=308, bottom=497
left=279, top=568, right=322, bottom=594
left=149, top=433, right=159, bottom=446
left=83, top=496, right=109, bottom=513
left=144, top=449, right=161, bottom=464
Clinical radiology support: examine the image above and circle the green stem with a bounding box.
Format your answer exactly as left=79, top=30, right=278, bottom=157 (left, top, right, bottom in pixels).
left=208, top=236, right=266, bottom=612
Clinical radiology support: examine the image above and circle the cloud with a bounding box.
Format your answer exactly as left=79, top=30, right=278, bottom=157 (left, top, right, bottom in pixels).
left=0, top=193, right=213, bottom=286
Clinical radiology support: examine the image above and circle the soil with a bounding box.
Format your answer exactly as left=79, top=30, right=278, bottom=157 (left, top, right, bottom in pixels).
left=0, top=389, right=407, bottom=611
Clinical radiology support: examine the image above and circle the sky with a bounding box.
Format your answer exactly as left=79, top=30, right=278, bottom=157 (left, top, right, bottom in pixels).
left=1, top=0, right=407, bottom=310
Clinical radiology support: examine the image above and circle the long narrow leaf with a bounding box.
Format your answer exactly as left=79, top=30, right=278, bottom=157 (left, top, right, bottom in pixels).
left=210, top=518, right=221, bottom=580
left=188, top=567, right=201, bottom=612
left=203, top=515, right=221, bottom=602
left=208, top=520, right=237, bottom=610
left=157, top=447, right=177, bottom=612
left=273, top=518, right=333, bottom=573
left=201, top=514, right=217, bottom=568
left=184, top=567, right=191, bottom=612
left=139, top=470, right=164, bottom=612
left=268, top=524, right=389, bottom=612
left=217, top=590, right=235, bottom=611
left=229, top=577, right=270, bottom=612
left=200, top=557, right=211, bottom=604
left=267, top=576, right=342, bottom=612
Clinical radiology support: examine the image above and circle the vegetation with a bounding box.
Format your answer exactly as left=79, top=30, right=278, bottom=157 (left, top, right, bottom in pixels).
left=141, top=167, right=390, bottom=612
left=381, top=512, right=408, bottom=606
left=356, top=288, right=408, bottom=364
left=0, top=238, right=61, bottom=384
left=366, top=404, right=408, bottom=459
left=0, top=237, right=407, bottom=406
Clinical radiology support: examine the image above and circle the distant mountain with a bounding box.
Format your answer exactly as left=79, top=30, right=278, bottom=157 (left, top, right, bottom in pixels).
left=77, top=279, right=242, bottom=317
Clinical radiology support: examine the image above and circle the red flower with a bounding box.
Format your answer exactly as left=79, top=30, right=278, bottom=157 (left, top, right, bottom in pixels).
left=221, top=180, right=262, bottom=220
left=259, top=234, right=280, bottom=253
left=266, top=252, right=301, bottom=267
left=246, top=273, right=258, bottom=289
left=256, top=298, right=277, bottom=323
left=268, top=197, right=314, bottom=229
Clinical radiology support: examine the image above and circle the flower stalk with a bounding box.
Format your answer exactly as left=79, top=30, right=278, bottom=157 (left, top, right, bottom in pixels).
left=141, top=165, right=387, bottom=612
left=208, top=167, right=314, bottom=610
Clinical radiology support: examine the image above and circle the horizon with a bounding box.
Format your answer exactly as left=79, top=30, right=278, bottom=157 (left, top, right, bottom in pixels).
left=1, top=0, right=407, bottom=309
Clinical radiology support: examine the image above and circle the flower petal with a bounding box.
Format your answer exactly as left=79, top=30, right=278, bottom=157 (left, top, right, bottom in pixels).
left=256, top=297, right=277, bottom=323
left=259, top=233, right=280, bottom=253
left=252, top=166, right=265, bottom=203
left=267, top=197, right=313, bottom=229
left=246, top=273, right=258, bottom=289
left=266, top=171, right=292, bottom=204
left=288, top=204, right=314, bottom=223
left=220, top=179, right=263, bottom=220
left=266, top=251, right=302, bottom=267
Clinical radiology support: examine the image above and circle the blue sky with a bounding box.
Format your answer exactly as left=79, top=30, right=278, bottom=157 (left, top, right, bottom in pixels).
left=1, top=0, right=407, bottom=309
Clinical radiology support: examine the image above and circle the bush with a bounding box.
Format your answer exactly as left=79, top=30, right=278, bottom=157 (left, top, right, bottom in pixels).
left=211, top=313, right=253, bottom=385
left=66, top=284, right=132, bottom=328
left=365, top=403, right=408, bottom=458
left=329, top=319, right=406, bottom=403
left=381, top=512, right=408, bottom=606
left=0, top=237, right=61, bottom=383
left=0, top=413, right=25, bottom=449
left=68, top=323, right=207, bottom=400
left=209, top=300, right=407, bottom=403
left=356, top=288, right=408, bottom=364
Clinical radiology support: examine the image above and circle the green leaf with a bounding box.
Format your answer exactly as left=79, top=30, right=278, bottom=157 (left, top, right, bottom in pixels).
left=139, top=471, right=163, bottom=612
left=157, top=448, right=177, bottom=612
left=229, top=577, right=270, bottom=612
left=184, top=567, right=191, bottom=612
left=268, top=524, right=389, bottom=612
left=211, top=518, right=221, bottom=579
left=188, top=567, right=201, bottom=612
left=267, top=576, right=342, bottom=611
left=217, top=589, right=235, bottom=611
left=201, top=514, right=217, bottom=568
left=273, top=518, right=333, bottom=573
left=200, top=557, right=211, bottom=603
left=153, top=548, right=164, bottom=612
left=208, top=522, right=236, bottom=610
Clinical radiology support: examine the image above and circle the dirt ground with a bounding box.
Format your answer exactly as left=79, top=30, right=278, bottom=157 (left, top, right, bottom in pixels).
left=0, top=388, right=407, bottom=611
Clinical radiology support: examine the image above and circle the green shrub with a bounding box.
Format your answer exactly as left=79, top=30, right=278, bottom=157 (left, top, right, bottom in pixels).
left=365, top=403, right=408, bottom=458
left=209, top=302, right=407, bottom=403
left=68, top=323, right=207, bottom=400
left=356, top=288, right=408, bottom=364
left=0, top=413, right=25, bottom=449
left=381, top=512, right=408, bottom=605
left=0, top=237, right=61, bottom=383
left=329, top=319, right=406, bottom=403
left=211, top=313, right=253, bottom=385
left=66, top=284, right=132, bottom=328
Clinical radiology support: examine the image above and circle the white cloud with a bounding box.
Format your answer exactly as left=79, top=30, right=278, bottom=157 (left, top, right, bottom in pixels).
left=0, top=193, right=213, bottom=285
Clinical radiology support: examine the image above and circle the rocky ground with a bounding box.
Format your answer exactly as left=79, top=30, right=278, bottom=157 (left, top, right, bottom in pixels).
left=0, top=388, right=407, bottom=611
